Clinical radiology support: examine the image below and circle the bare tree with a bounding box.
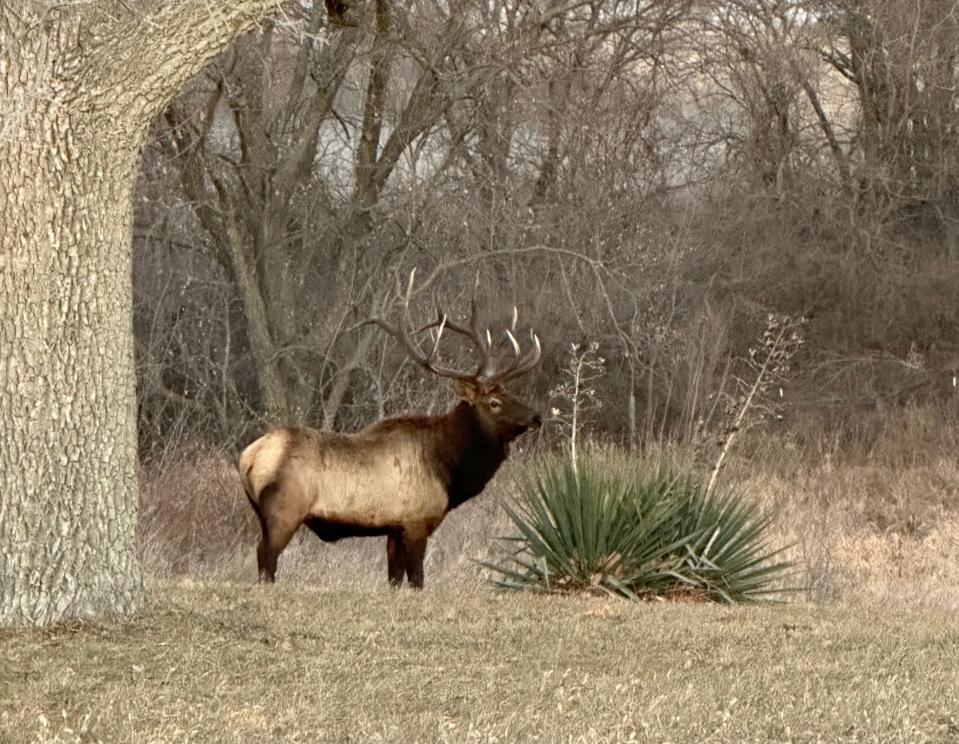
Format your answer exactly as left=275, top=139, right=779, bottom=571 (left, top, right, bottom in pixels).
left=134, top=0, right=692, bottom=450
left=140, top=0, right=509, bottom=434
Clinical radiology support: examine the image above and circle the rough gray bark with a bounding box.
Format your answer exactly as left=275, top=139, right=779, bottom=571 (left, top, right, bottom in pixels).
left=0, top=0, right=280, bottom=627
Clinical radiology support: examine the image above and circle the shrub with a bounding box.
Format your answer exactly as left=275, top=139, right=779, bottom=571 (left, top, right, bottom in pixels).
left=485, top=455, right=792, bottom=602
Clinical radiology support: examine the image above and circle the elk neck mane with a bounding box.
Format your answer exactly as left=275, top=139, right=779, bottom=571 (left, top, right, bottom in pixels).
left=368, top=400, right=510, bottom=509
left=438, top=401, right=511, bottom=508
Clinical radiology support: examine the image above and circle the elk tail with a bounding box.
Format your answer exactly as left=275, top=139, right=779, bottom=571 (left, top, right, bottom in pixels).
left=237, top=440, right=262, bottom=512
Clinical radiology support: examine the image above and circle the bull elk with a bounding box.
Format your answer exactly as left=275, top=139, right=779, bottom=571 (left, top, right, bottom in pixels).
left=238, top=271, right=542, bottom=588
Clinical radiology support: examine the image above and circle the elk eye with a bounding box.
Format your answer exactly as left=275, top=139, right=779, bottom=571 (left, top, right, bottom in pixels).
left=489, top=398, right=502, bottom=412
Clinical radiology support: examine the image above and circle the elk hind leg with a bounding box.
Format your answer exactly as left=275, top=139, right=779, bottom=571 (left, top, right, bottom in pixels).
left=257, top=534, right=277, bottom=584
left=245, top=493, right=272, bottom=584
left=256, top=483, right=301, bottom=584
left=257, top=520, right=300, bottom=584
left=403, top=535, right=428, bottom=590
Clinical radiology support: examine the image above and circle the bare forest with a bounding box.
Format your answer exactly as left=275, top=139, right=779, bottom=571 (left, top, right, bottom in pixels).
left=131, top=0, right=959, bottom=601
left=137, top=0, right=959, bottom=455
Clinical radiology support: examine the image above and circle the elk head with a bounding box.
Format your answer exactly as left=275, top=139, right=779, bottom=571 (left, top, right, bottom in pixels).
left=367, top=270, right=543, bottom=443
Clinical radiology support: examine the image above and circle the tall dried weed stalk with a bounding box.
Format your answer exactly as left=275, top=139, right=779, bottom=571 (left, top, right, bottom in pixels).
left=548, top=341, right=606, bottom=475
left=706, top=314, right=805, bottom=496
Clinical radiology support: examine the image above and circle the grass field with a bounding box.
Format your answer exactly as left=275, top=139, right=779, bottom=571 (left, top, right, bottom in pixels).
left=8, top=417, right=959, bottom=744
left=3, top=580, right=959, bottom=744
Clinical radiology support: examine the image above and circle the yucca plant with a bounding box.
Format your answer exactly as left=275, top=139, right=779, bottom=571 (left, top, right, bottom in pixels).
left=484, top=455, right=792, bottom=602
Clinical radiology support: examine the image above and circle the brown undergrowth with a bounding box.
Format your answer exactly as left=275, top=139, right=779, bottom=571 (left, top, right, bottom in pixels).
left=138, top=404, right=959, bottom=609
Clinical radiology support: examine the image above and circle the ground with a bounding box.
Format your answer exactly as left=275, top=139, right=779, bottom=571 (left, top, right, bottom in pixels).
left=2, top=580, right=958, bottom=744
left=9, top=436, right=959, bottom=743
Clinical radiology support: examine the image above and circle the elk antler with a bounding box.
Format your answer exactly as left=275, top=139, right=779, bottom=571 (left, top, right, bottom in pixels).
left=416, top=298, right=499, bottom=379
left=489, top=321, right=542, bottom=385
left=366, top=269, right=542, bottom=386
left=365, top=269, right=485, bottom=382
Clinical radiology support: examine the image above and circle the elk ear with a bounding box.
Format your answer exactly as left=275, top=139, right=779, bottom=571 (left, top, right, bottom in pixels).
left=453, top=379, right=480, bottom=404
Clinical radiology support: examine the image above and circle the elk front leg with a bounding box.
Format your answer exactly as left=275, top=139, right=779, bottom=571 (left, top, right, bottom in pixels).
left=387, top=531, right=406, bottom=587
left=403, top=534, right=428, bottom=589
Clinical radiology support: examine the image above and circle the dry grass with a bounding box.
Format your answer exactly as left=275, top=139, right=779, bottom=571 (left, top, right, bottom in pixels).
left=757, top=464, right=959, bottom=610
left=7, top=411, right=959, bottom=742
left=3, top=580, right=959, bottom=744
left=136, top=416, right=959, bottom=611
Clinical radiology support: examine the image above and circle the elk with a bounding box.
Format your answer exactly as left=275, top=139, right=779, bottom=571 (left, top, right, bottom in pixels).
left=238, top=272, right=542, bottom=588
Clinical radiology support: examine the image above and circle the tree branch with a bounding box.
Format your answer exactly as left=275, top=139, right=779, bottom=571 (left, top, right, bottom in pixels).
left=80, top=0, right=285, bottom=121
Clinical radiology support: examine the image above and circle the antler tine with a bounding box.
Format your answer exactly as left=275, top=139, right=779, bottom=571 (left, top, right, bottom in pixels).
left=490, top=331, right=542, bottom=385
left=485, top=333, right=522, bottom=381
left=467, top=299, right=485, bottom=348
left=417, top=305, right=479, bottom=343
left=427, top=315, right=448, bottom=363
left=463, top=296, right=491, bottom=376
left=479, top=328, right=499, bottom=378
left=505, top=329, right=521, bottom=357
left=483, top=308, right=522, bottom=382
left=415, top=303, right=493, bottom=378
left=404, top=267, right=417, bottom=303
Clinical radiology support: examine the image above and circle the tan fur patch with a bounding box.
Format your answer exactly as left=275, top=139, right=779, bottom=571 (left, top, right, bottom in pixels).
left=241, top=426, right=449, bottom=530
left=239, top=430, right=293, bottom=499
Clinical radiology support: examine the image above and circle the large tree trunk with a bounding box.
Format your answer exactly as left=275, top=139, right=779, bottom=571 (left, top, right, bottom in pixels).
left=0, top=30, right=144, bottom=627
left=0, top=1, right=279, bottom=627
